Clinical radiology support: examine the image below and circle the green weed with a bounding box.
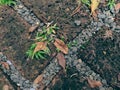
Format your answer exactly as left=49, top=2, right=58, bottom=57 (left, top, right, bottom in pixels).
left=0, top=0, right=16, bottom=6
left=107, top=0, right=115, bottom=9
left=36, top=24, right=59, bottom=42
left=77, top=0, right=90, bottom=6
left=26, top=43, right=50, bottom=60
left=67, top=40, right=78, bottom=48
left=26, top=24, right=59, bottom=60
left=81, top=0, right=90, bottom=6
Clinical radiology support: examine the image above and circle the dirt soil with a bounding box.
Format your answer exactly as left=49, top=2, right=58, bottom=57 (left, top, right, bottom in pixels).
left=78, top=29, right=120, bottom=89
left=0, top=0, right=120, bottom=90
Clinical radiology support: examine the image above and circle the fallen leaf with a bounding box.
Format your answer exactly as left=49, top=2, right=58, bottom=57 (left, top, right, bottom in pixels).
left=34, top=74, right=43, bottom=84
left=1, top=62, right=9, bottom=70
left=56, top=52, right=66, bottom=70
left=29, top=24, right=39, bottom=33
left=91, top=0, right=100, bottom=14
left=3, top=84, right=9, bottom=90
left=115, top=3, right=120, bottom=11
left=33, top=42, right=47, bottom=54
left=87, top=78, right=102, bottom=88
left=103, top=30, right=113, bottom=38
left=54, top=38, right=68, bottom=54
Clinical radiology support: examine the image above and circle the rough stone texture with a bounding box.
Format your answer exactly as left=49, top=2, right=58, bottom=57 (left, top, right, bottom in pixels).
left=0, top=53, right=36, bottom=90
left=13, top=0, right=40, bottom=26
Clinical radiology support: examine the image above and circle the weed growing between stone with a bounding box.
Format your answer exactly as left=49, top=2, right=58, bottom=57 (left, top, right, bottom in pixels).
left=67, top=40, right=78, bottom=48
left=26, top=43, right=50, bottom=60
left=26, top=23, right=75, bottom=60
left=26, top=24, right=59, bottom=60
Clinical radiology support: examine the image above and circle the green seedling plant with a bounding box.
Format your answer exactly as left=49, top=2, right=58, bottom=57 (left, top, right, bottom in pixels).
left=26, top=24, right=59, bottom=60
left=26, top=43, right=50, bottom=60
left=107, top=0, right=115, bottom=9
left=0, top=0, right=16, bottom=6
left=67, top=40, right=78, bottom=48
left=36, top=24, right=59, bottom=43
left=81, top=0, right=90, bottom=6
left=77, top=0, right=90, bottom=6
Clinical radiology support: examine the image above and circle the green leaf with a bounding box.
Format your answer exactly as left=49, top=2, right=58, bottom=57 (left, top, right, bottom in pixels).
left=30, top=44, right=36, bottom=49
left=35, top=53, right=40, bottom=60
left=37, top=52, right=46, bottom=59
left=0, top=0, right=16, bottom=6
left=107, top=0, right=115, bottom=9
left=81, top=0, right=90, bottom=6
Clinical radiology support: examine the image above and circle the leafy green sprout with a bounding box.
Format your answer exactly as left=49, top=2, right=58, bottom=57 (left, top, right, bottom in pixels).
left=56, top=48, right=60, bottom=52
left=0, top=0, right=16, bottom=6
left=67, top=40, right=78, bottom=48
left=81, top=0, right=90, bottom=6
left=77, top=0, right=90, bottom=6
left=26, top=24, right=59, bottom=60
left=26, top=43, right=50, bottom=60
left=107, top=0, right=115, bottom=9
left=36, top=24, right=59, bottom=42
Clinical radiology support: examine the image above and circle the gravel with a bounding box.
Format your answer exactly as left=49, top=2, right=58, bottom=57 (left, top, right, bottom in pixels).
left=12, top=0, right=41, bottom=26
left=0, top=53, right=37, bottom=90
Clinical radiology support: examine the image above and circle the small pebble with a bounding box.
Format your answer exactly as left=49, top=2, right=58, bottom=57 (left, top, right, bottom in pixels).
left=18, top=5, right=23, bottom=8
left=7, top=60, right=12, bottom=65
left=74, top=20, right=81, bottom=26
left=102, top=80, right=107, bottom=84
left=99, top=86, right=105, bottom=90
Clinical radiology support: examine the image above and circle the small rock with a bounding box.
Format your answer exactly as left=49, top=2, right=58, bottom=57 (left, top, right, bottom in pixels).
left=115, top=25, right=120, bottom=30
left=107, top=87, right=113, bottom=90
left=18, top=5, right=24, bottom=8
left=99, top=86, right=105, bottom=90
left=89, top=75, right=93, bottom=80
left=74, top=20, right=81, bottom=26
left=73, top=60, right=78, bottom=66
left=101, top=80, right=107, bottom=84
left=91, top=72, right=96, bottom=77
left=98, top=14, right=106, bottom=18
left=30, top=88, right=35, bottom=90
left=76, top=64, right=81, bottom=70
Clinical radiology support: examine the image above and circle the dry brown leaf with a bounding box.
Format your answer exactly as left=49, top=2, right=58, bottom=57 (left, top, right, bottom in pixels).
left=1, top=62, right=9, bottom=70
left=29, top=24, right=39, bottom=33
left=54, top=38, right=68, bottom=54
left=87, top=78, right=102, bottom=88
left=34, top=74, right=43, bottom=84
left=33, top=42, right=47, bottom=54
left=103, top=30, right=113, bottom=38
left=3, top=84, right=9, bottom=90
left=56, top=52, right=66, bottom=70
left=91, top=0, right=100, bottom=14
left=115, top=3, right=120, bottom=11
